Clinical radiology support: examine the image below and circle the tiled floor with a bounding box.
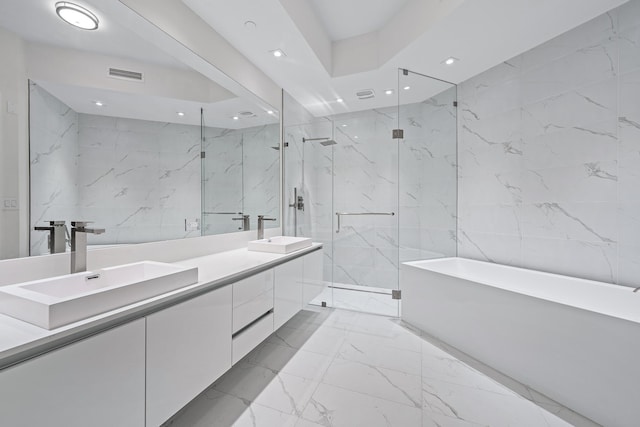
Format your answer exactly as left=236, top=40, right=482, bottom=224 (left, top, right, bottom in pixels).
left=163, top=307, right=595, bottom=427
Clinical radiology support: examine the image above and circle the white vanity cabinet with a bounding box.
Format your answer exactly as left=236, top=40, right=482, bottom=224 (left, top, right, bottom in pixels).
left=145, top=286, right=232, bottom=427
left=0, top=319, right=146, bottom=427
left=274, top=256, right=304, bottom=330
left=232, top=270, right=274, bottom=333
left=303, top=248, right=324, bottom=305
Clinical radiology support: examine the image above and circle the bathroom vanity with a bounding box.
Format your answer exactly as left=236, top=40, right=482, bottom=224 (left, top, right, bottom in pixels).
left=0, top=242, right=323, bottom=427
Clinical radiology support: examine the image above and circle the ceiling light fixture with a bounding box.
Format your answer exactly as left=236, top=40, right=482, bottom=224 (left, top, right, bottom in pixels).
left=336, top=98, right=344, bottom=103
left=177, top=112, right=185, bottom=117
left=94, top=101, right=103, bottom=107
left=233, top=116, right=239, bottom=120
left=244, top=20, right=257, bottom=29
left=271, top=49, right=286, bottom=58
left=341, top=124, right=347, bottom=127
left=354, top=136, right=359, bottom=139
left=55, top=2, right=99, bottom=30
left=403, top=86, right=411, bottom=91
left=443, top=57, right=459, bottom=65
left=385, top=89, right=394, bottom=95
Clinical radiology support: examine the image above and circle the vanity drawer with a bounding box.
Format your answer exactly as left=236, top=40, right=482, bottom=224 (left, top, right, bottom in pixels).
left=232, top=312, right=274, bottom=365
left=232, top=270, right=274, bottom=334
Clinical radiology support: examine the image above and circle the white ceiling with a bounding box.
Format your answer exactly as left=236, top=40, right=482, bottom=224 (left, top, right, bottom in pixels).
left=0, top=0, right=278, bottom=128
left=183, top=0, right=627, bottom=117
left=0, top=0, right=629, bottom=122
left=307, top=0, right=410, bottom=41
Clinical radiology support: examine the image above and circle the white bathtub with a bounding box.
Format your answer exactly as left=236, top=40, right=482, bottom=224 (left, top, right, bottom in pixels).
left=401, top=257, right=640, bottom=427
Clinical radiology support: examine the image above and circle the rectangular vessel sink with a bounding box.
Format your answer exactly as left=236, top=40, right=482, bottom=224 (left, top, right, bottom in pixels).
left=248, top=236, right=312, bottom=254
left=0, top=261, right=198, bottom=330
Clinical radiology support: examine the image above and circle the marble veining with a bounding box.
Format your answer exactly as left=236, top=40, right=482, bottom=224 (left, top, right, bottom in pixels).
left=163, top=308, right=590, bottom=427
left=458, top=0, right=640, bottom=286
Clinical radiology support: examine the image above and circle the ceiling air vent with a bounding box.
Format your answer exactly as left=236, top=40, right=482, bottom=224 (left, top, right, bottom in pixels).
left=108, top=67, right=144, bottom=82
left=356, top=89, right=375, bottom=100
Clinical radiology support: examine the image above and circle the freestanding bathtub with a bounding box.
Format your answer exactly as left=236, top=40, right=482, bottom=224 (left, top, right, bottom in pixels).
left=401, top=257, right=640, bottom=427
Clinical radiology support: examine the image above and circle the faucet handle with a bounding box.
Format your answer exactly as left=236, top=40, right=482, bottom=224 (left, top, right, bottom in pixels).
left=71, top=221, right=93, bottom=227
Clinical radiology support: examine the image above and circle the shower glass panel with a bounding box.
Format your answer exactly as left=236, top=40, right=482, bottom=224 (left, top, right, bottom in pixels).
left=398, top=70, right=458, bottom=265
left=282, top=70, right=457, bottom=317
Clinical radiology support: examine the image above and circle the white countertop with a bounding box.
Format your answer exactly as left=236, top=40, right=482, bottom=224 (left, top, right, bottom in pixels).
left=0, top=244, right=322, bottom=369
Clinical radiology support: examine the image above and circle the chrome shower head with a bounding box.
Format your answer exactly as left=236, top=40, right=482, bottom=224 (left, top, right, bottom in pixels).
left=302, top=137, right=337, bottom=146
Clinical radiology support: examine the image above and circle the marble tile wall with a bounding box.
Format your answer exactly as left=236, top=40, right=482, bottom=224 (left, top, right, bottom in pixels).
left=29, top=83, right=79, bottom=255
left=284, top=91, right=458, bottom=292
left=202, top=123, right=280, bottom=235
left=76, top=114, right=202, bottom=246
left=458, top=0, right=640, bottom=286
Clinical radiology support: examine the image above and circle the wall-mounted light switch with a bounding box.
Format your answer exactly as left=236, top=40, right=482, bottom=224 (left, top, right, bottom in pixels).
left=2, top=198, right=18, bottom=211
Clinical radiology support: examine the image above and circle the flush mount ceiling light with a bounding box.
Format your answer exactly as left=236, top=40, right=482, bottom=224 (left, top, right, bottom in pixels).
left=270, top=49, right=286, bottom=58
left=385, top=89, right=394, bottom=95
left=55, top=2, right=99, bottom=30
left=403, top=86, right=411, bottom=91
left=443, top=57, right=459, bottom=65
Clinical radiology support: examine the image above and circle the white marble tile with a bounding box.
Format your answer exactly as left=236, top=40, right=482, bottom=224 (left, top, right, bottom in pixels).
left=422, top=379, right=552, bottom=427
left=320, top=358, right=422, bottom=408
left=266, top=323, right=348, bottom=357
left=335, top=331, right=422, bottom=376
left=164, top=389, right=297, bottom=427
left=457, top=230, right=522, bottom=265
left=213, top=363, right=319, bottom=416
left=301, top=383, right=422, bottom=427
left=245, top=342, right=333, bottom=382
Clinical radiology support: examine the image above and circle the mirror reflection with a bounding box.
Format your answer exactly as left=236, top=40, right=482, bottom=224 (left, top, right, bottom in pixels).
left=0, top=2, right=280, bottom=258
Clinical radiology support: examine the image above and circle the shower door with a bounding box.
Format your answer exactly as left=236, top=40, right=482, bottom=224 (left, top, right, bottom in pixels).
left=331, top=111, right=401, bottom=316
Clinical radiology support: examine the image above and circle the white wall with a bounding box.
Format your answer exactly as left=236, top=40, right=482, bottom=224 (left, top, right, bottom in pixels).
left=457, top=0, right=640, bottom=286
left=0, top=28, right=29, bottom=259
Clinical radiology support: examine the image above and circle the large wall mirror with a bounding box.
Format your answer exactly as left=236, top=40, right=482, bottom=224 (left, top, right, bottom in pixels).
left=0, top=1, right=280, bottom=258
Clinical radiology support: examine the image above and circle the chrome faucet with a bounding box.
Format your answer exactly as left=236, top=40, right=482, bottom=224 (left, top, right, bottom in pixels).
left=233, top=214, right=251, bottom=231
left=34, top=221, right=68, bottom=254
left=70, top=221, right=105, bottom=273
left=257, top=215, right=276, bottom=240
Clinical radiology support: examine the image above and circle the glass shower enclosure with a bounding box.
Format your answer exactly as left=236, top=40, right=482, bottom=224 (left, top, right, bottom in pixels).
left=284, top=69, right=457, bottom=316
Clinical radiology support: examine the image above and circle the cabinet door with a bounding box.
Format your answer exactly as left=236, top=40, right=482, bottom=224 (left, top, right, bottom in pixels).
left=0, top=319, right=146, bottom=427
left=303, top=249, right=324, bottom=306
left=146, top=286, right=232, bottom=426
left=233, top=269, right=274, bottom=334
left=274, top=256, right=304, bottom=330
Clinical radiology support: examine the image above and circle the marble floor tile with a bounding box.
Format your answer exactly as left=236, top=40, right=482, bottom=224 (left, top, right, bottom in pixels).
left=245, top=342, right=333, bottom=382
left=336, top=332, right=422, bottom=375
left=212, top=363, right=319, bottom=416
left=422, top=379, right=555, bottom=427
left=321, top=358, right=422, bottom=408
left=164, top=389, right=297, bottom=427
left=266, top=323, right=348, bottom=357
left=301, top=383, right=423, bottom=427
left=164, top=308, right=591, bottom=427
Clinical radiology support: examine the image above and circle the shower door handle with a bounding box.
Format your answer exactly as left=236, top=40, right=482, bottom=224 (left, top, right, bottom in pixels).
left=335, top=212, right=395, bottom=233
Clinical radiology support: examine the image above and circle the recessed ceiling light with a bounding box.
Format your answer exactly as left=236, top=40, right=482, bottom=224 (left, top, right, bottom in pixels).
left=267, top=110, right=274, bottom=115
left=443, top=57, right=459, bottom=65
left=233, top=116, right=239, bottom=120
left=385, top=89, right=394, bottom=95
left=244, top=20, right=256, bottom=29
left=336, top=98, right=344, bottom=103
left=177, top=112, right=185, bottom=117
left=271, top=49, right=285, bottom=58
left=354, top=136, right=359, bottom=139
left=55, top=2, right=99, bottom=30
left=341, top=124, right=347, bottom=127
left=94, top=101, right=103, bottom=107
left=403, top=86, right=411, bottom=91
